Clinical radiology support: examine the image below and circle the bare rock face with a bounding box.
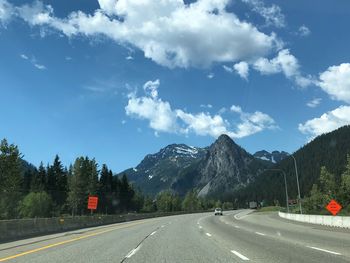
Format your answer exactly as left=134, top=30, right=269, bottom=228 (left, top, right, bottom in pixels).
left=197, top=135, right=265, bottom=197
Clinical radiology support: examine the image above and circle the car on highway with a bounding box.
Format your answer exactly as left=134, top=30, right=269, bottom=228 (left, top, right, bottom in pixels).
left=214, top=208, right=223, bottom=216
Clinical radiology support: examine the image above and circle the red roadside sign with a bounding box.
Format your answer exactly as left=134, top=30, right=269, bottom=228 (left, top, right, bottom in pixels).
left=87, top=196, right=98, bottom=210
left=326, top=199, right=342, bottom=216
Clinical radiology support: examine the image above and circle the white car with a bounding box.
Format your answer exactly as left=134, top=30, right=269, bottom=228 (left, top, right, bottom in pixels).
left=214, top=208, right=223, bottom=216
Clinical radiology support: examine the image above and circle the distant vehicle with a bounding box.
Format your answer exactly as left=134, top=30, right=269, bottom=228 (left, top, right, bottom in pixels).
left=249, top=201, right=258, bottom=209
left=214, top=208, right=223, bottom=216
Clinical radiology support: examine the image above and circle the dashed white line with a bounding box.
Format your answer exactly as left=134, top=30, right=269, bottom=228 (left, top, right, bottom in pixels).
left=277, top=231, right=281, bottom=237
left=161, top=225, right=165, bottom=228
left=307, top=246, right=341, bottom=255
left=199, top=226, right=203, bottom=229
left=255, top=232, right=266, bottom=236
left=150, top=231, right=157, bottom=236
left=126, top=245, right=142, bottom=258
left=234, top=225, right=240, bottom=229
left=206, top=233, right=212, bottom=237
left=231, top=250, right=250, bottom=261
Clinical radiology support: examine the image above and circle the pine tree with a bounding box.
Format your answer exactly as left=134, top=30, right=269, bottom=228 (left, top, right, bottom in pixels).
left=119, top=174, right=134, bottom=212
left=31, top=162, right=47, bottom=192
left=0, top=139, right=23, bottom=219
left=99, top=164, right=112, bottom=214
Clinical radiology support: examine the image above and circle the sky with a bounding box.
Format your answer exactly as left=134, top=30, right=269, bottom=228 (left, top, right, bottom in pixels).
left=1, top=0, right=350, bottom=172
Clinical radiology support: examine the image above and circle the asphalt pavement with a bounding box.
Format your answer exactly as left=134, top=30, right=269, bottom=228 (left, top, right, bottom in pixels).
left=0, top=210, right=349, bottom=262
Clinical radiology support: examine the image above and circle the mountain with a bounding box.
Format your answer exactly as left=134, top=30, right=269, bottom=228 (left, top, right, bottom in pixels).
left=194, top=134, right=268, bottom=198
left=120, top=144, right=207, bottom=195
left=238, top=125, right=350, bottom=205
left=253, top=150, right=289, bottom=164
left=120, top=135, right=269, bottom=197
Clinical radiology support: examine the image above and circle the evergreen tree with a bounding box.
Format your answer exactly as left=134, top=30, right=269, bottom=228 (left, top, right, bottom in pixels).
left=119, top=174, right=134, bottom=212
left=31, top=162, right=47, bottom=192
left=47, top=155, right=68, bottom=213
left=340, top=154, right=350, bottom=206
left=67, top=157, right=87, bottom=215
left=0, top=139, right=23, bottom=219
left=99, top=164, right=113, bottom=214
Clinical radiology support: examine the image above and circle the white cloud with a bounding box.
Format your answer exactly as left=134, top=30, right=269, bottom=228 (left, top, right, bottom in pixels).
left=299, top=106, right=350, bottom=137
left=9, top=0, right=279, bottom=69
left=19, top=53, right=46, bottom=70
left=125, top=95, right=178, bottom=133
left=0, top=0, right=13, bottom=25
left=33, top=63, right=46, bottom=70
left=126, top=80, right=277, bottom=138
left=230, top=104, right=277, bottom=138
left=298, top=25, right=311, bottom=37
left=207, top=73, right=214, bottom=79
left=223, top=65, right=234, bottom=73
left=253, top=49, right=313, bottom=87
left=230, top=105, right=242, bottom=113
left=233, top=61, right=249, bottom=80
left=242, top=0, right=285, bottom=28
left=306, top=98, right=322, bottom=108
left=200, top=104, right=213, bottom=109
left=20, top=54, right=29, bottom=60
left=317, top=63, right=350, bottom=103
left=126, top=55, right=134, bottom=60
left=143, top=79, right=160, bottom=99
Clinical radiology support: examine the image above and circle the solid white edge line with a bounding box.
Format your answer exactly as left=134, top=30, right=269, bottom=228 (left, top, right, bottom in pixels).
left=231, top=250, right=250, bottom=261
left=307, top=246, right=342, bottom=255
left=255, top=232, right=265, bottom=236
left=126, top=245, right=142, bottom=258
left=150, top=231, right=157, bottom=236
left=206, top=233, right=212, bottom=237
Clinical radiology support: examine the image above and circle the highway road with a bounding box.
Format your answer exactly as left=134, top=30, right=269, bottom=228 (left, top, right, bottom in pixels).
left=1, top=210, right=350, bottom=262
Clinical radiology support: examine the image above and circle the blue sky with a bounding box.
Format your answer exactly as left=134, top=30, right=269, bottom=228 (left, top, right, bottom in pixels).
left=1, top=0, right=350, bottom=172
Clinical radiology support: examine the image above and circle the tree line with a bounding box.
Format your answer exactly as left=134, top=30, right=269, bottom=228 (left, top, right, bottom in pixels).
left=303, top=154, right=350, bottom=214
left=0, top=139, right=226, bottom=219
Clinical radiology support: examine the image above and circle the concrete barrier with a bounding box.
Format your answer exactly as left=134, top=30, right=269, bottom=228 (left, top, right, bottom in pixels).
left=278, top=211, right=350, bottom=228
left=0, top=211, right=192, bottom=243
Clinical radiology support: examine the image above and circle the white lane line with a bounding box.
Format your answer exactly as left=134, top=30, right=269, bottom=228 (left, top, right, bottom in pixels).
left=126, top=245, right=142, bottom=258
left=231, top=250, right=250, bottom=261
left=307, top=246, right=342, bottom=255
left=277, top=231, right=281, bottom=237
left=161, top=225, right=165, bottom=228
left=255, top=232, right=266, bottom=236
left=206, top=233, right=212, bottom=237
left=199, top=226, right=203, bottom=229
left=150, top=231, right=157, bottom=236
left=234, top=225, right=240, bottom=229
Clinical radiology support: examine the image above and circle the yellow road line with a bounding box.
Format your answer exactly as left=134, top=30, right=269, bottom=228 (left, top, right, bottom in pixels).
left=0, top=220, right=147, bottom=262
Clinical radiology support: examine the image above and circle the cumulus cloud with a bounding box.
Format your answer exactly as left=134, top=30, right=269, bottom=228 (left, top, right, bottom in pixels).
left=306, top=98, right=322, bottom=108
left=253, top=49, right=314, bottom=87
left=241, top=0, right=285, bottom=28
left=299, top=106, right=350, bottom=138
left=6, top=0, right=280, bottom=69
left=317, top=63, right=350, bottom=103
left=298, top=25, right=311, bottom=37
left=233, top=61, right=249, bottom=80
left=126, top=80, right=277, bottom=138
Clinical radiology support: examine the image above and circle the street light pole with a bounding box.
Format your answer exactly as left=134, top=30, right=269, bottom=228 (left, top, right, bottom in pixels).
left=291, top=154, right=303, bottom=214
left=265, top=169, right=289, bottom=213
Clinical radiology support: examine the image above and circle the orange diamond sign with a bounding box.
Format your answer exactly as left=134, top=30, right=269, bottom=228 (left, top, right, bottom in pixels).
left=326, top=199, right=342, bottom=216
